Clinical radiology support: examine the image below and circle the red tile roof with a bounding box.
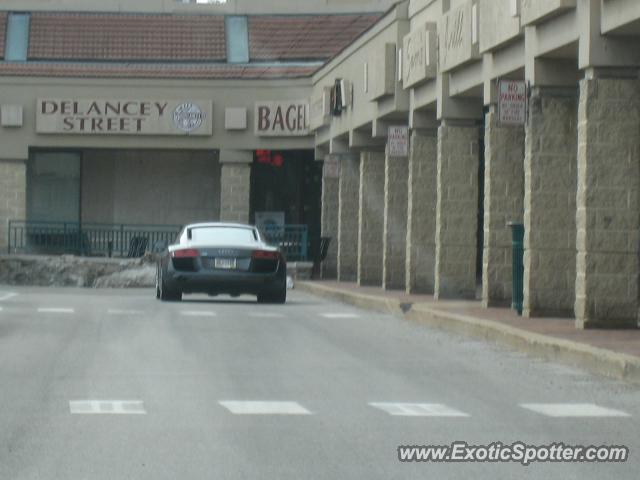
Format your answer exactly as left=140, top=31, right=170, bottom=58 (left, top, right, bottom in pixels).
left=0, top=62, right=319, bottom=80
left=0, top=12, right=7, bottom=60
left=248, top=14, right=381, bottom=61
left=29, top=13, right=226, bottom=61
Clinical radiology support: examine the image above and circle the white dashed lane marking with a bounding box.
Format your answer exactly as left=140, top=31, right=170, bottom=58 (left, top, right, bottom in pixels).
left=0, top=292, right=18, bottom=302
left=369, top=403, right=470, bottom=417
left=520, top=403, right=631, bottom=417
left=107, top=309, right=144, bottom=315
left=219, top=401, right=312, bottom=415
left=248, top=312, right=285, bottom=318
left=320, top=313, right=360, bottom=319
left=180, top=311, right=217, bottom=317
left=37, top=308, right=75, bottom=314
left=69, top=400, right=146, bottom=415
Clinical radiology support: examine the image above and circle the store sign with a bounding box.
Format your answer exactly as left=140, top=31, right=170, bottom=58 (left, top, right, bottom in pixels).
left=402, top=23, right=437, bottom=89
left=439, top=1, right=479, bottom=72
left=498, top=80, right=527, bottom=126
left=521, top=0, right=576, bottom=26
left=36, top=98, right=213, bottom=135
left=255, top=101, right=310, bottom=137
left=388, top=126, right=409, bottom=157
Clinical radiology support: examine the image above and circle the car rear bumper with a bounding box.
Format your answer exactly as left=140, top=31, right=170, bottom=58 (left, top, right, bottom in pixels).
left=165, top=268, right=285, bottom=295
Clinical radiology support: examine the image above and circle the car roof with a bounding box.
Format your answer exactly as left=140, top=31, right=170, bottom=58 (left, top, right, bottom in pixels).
left=184, top=222, right=257, bottom=230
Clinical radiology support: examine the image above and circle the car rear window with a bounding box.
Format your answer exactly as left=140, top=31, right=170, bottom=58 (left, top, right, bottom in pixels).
left=189, top=226, right=257, bottom=245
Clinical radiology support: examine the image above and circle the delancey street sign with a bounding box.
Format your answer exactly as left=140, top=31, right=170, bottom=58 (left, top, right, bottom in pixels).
left=36, top=99, right=213, bottom=135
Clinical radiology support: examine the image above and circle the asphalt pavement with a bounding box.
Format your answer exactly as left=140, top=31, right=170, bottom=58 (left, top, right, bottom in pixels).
left=0, top=287, right=638, bottom=480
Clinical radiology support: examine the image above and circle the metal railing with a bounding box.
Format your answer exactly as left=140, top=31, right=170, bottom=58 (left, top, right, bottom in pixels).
left=7, top=220, right=181, bottom=257
left=261, top=224, right=309, bottom=262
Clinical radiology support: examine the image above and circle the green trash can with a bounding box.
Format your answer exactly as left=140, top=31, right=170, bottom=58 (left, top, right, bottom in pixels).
left=508, top=222, right=524, bottom=315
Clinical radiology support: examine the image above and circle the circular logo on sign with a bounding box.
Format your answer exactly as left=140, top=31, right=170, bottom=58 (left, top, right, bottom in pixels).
left=173, top=103, right=205, bottom=132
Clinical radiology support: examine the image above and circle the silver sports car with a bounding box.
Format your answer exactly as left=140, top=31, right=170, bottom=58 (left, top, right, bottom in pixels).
left=156, top=222, right=286, bottom=303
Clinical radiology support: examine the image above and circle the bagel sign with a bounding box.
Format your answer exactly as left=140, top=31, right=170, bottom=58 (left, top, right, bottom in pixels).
left=255, top=101, right=310, bottom=137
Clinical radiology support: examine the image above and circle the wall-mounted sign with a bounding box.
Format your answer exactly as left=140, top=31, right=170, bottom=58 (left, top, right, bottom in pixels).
left=36, top=99, right=213, bottom=135
left=255, top=101, right=310, bottom=137
left=521, top=0, right=576, bottom=26
left=402, top=23, right=437, bottom=89
left=310, top=87, right=331, bottom=131
left=388, top=126, right=409, bottom=157
left=323, top=155, right=340, bottom=179
left=438, top=1, right=480, bottom=72
left=498, top=80, right=527, bottom=126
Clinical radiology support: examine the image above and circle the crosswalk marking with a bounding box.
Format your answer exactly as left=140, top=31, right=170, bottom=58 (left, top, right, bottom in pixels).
left=369, top=402, right=470, bottom=417
left=180, top=311, right=217, bottom=317
left=219, top=401, right=312, bottom=415
left=320, top=313, right=360, bottom=319
left=69, top=400, right=146, bottom=415
left=107, top=309, right=143, bottom=315
left=520, top=403, right=631, bottom=417
left=37, top=308, right=75, bottom=314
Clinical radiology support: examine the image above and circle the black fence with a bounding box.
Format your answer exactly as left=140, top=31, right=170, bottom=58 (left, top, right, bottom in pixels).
left=7, top=220, right=181, bottom=257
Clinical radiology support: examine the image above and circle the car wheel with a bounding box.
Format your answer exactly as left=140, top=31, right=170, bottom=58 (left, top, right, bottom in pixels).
left=257, top=286, right=286, bottom=304
left=159, top=267, right=182, bottom=302
left=272, top=285, right=286, bottom=304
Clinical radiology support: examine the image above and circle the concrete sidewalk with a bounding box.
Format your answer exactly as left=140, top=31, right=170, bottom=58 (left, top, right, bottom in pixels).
left=298, top=280, right=640, bottom=385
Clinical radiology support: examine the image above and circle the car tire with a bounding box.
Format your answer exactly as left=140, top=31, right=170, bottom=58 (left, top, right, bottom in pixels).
left=257, top=285, right=286, bottom=304
left=159, top=266, right=182, bottom=302
left=155, top=265, right=161, bottom=299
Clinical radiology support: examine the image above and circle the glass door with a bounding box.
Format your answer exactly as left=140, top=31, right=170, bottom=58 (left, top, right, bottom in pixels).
left=28, top=151, right=81, bottom=223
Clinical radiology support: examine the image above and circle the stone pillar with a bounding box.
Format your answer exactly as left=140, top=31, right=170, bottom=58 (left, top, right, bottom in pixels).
left=321, top=156, right=339, bottom=279
left=219, top=150, right=252, bottom=223
left=0, top=160, right=26, bottom=252
left=337, top=154, right=360, bottom=282
left=523, top=88, right=577, bottom=318
left=382, top=147, right=408, bottom=290
left=434, top=122, right=479, bottom=299
left=575, top=72, right=640, bottom=329
left=357, top=151, right=385, bottom=286
left=482, top=106, right=525, bottom=307
left=406, top=130, right=438, bottom=294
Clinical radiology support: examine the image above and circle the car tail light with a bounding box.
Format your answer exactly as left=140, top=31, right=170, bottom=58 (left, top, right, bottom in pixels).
left=171, top=248, right=199, bottom=258
left=252, top=250, right=280, bottom=260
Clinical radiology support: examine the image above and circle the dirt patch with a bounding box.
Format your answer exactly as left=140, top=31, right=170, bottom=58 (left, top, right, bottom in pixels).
left=0, top=254, right=157, bottom=288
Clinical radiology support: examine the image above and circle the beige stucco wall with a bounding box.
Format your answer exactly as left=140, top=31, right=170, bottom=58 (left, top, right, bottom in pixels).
left=81, top=149, right=221, bottom=226
left=0, top=77, right=314, bottom=162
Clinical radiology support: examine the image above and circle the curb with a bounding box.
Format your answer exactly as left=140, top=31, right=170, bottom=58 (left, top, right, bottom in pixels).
left=298, top=281, right=640, bottom=386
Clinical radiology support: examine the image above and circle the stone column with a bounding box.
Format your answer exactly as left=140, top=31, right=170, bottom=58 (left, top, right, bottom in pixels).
left=0, top=160, right=26, bottom=252
left=434, top=122, right=480, bottom=299
left=523, top=88, right=577, bottom=318
left=357, top=151, right=385, bottom=286
left=575, top=72, right=640, bottom=329
left=337, top=154, right=360, bottom=282
left=382, top=147, right=408, bottom=290
left=406, top=130, right=438, bottom=294
left=219, top=150, right=252, bottom=223
left=482, top=106, right=525, bottom=307
left=321, top=156, right=339, bottom=279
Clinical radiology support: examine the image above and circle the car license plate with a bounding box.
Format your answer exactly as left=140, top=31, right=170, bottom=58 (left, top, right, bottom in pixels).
left=214, top=258, right=236, bottom=269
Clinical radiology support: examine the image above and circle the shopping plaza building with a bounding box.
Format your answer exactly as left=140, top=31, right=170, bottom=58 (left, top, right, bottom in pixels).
left=1, top=0, right=640, bottom=329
